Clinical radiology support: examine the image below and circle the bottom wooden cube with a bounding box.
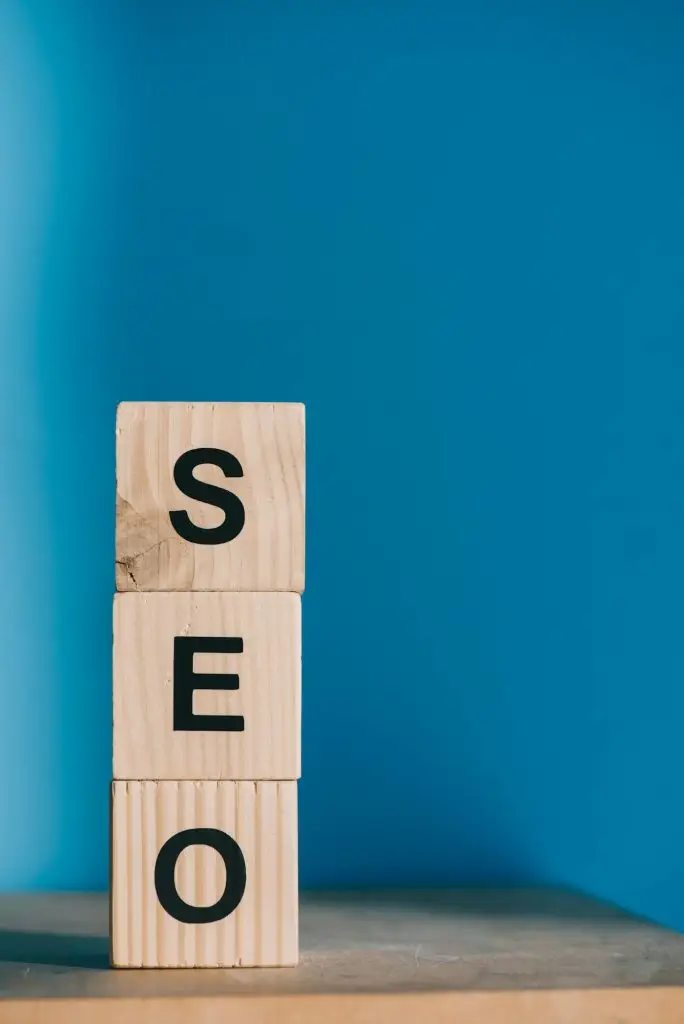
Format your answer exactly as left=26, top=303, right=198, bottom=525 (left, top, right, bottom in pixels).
left=110, top=780, right=298, bottom=967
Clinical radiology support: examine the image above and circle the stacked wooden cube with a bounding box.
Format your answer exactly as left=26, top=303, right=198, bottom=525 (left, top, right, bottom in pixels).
left=111, top=402, right=305, bottom=968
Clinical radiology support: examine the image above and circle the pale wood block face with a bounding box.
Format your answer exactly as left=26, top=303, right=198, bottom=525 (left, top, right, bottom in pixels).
left=116, top=402, right=305, bottom=592
left=113, top=592, right=301, bottom=781
left=111, top=780, right=298, bottom=968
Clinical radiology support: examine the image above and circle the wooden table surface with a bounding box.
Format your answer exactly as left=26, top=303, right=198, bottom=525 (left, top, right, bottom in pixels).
left=1, top=888, right=684, bottom=1022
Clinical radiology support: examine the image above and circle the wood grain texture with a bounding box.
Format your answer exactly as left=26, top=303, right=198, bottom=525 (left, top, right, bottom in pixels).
left=110, top=781, right=298, bottom=968
left=4, top=990, right=684, bottom=1024
left=113, top=592, right=301, bottom=780
left=116, top=402, right=305, bottom=593
left=2, top=890, right=684, bottom=1021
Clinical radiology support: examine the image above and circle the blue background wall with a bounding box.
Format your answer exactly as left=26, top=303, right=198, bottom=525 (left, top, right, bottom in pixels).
left=2, top=0, right=684, bottom=930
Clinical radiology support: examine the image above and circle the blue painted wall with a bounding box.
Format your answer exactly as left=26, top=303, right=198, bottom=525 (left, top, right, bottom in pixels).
left=2, top=0, right=684, bottom=930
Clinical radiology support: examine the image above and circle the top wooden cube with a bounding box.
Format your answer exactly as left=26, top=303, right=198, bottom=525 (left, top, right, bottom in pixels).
left=116, top=403, right=305, bottom=592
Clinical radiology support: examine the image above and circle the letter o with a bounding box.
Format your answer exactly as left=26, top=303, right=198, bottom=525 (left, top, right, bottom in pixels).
left=154, top=827, right=247, bottom=924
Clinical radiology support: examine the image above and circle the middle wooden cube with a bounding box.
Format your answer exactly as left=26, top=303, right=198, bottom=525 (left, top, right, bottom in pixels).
left=113, top=592, right=301, bottom=781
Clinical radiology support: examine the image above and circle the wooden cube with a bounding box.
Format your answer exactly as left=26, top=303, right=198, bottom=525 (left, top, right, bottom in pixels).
left=116, top=402, right=305, bottom=592
left=111, top=780, right=298, bottom=968
left=113, top=592, right=301, bottom=781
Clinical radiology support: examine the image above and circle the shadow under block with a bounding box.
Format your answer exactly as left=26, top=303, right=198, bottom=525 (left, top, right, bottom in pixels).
left=116, top=402, right=305, bottom=593
left=113, top=592, right=301, bottom=781
left=111, top=780, right=298, bottom=968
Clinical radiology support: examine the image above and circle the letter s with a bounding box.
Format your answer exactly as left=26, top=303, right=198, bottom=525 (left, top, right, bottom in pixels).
left=169, top=447, right=245, bottom=545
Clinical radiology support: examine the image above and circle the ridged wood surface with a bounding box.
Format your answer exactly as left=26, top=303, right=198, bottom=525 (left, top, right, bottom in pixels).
left=110, top=781, right=298, bottom=968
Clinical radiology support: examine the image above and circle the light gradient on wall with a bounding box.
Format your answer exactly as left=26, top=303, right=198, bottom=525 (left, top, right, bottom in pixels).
left=2, top=0, right=684, bottom=933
